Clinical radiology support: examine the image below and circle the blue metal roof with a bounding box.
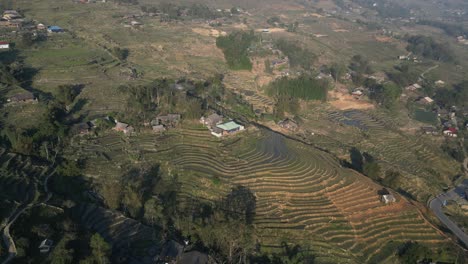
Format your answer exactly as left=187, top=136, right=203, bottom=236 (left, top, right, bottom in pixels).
left=48, top=26, right=62, bottom=30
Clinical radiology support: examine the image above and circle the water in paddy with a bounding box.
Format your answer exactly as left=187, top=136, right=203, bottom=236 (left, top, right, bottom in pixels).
left=255, top=130, right=297, bottom=165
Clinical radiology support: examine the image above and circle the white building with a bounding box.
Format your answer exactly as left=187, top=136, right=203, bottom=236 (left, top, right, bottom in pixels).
left=0, top=41, right=9, bottom=49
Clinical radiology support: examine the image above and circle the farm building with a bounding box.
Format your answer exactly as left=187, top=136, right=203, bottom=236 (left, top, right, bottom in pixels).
left=443, top=127, right=458, bottom=137
left=7, top=92, right=36, bottom=103
left=153, top=114, right=181, bottom=128
left=0, top=41, right=9, bottom=49
left=381, top=194, right=396, bottom=204
left=71, top=122, right=91, bottom=135
left=405, top=83, right=421, bottom=91
left=2, top=10, right=22, bottom=20
left=278, top=118, right=298, bottom=131
left=152, top=125, right=166, bottom=133
left=37, top=23, right=46, bottom=30
left=417, top=96, right=434, bottom=105
left=39, top=239, right=53, bottom=254
left=211, top=121, right=244, bottom=137
left=200, top=113, right=223, bottom=128
left=351, top=89, right=363, bottom=97
left=47, top=26, right=64, bottom=33
left=421, top=126, right=438, bottom=135
left=114, top=121, right=134, bottom=135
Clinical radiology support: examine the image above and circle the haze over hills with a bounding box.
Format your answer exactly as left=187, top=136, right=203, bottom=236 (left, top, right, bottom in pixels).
left=0, top=0, right=467, bottom=263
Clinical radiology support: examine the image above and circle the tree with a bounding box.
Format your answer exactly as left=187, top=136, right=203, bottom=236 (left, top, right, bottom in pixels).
left=349, top=147, right=363, bottom=172
left=81, top=233, right=111, bottom=264
left=224, top=186, right=256, bottom=224
left=349, top=55, right=372, bottom=74
left=122, top=186, right=142, bottom=218
left=330, top=63, right=347, bottom=83
left=363, top=161, right=381, bottom=181
left=49, top=236, right=74, bottom=264
left=56, top=84, right=80, bottom=105
left=112, top=47, right=129, bottom=61
left=143, top=198, right=164, bottom=226
left=369, top=82, right=402, bottom=109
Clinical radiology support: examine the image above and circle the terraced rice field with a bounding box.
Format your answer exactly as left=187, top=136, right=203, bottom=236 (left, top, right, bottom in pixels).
left=324, top=109, right=459, bottom=201
left=122, top=126, right=451, bottom=263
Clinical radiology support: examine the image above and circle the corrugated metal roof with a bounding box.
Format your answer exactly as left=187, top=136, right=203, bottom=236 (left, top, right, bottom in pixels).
left=216, top=121, right=241, bottom=131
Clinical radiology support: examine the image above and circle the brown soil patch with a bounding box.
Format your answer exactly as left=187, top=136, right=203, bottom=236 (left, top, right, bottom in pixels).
left=192, top=28, right=227, bottom=37
left=375, top=36, right=393, bottom=43
left=328, top=89, right=374, bottom=110
left=255, top=27, right=286, bottom=33
left=232, top=23, right=248, bottom=30
left=333, top=29, right=349, bottom=32
left=310, top=13, right=324, bottom=18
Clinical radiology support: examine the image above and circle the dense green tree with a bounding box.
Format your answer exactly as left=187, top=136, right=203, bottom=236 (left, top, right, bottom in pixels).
left=268, top=75, right=329, bottom=101
left=49, top=236, right=74, bottom=264
left=275, top=39, right=316, bottom=70
left=369, top=82, right=402, bottom=109
left=80, top=233, right=111, bottom=264
left=406, top=35, right=454, bottom=62
left=216, top=31, right=256, bottom=70
left=330, top=63, right=347, bottom=83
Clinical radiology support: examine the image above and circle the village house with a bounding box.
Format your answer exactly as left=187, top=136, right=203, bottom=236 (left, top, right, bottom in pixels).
left=405, top=83, right=421, bottom=91
left=71, top=122, right=91, bottom=135
left=443, top=127, right=458, bottom=137
left=416, top=96, right=434, bottom=105
left=2, top=10, right=22, bottom=20
left=114, top=121, right=134, bottom=135
left=211, top=121, right=244, bottom=137
left=39, top=239, right=53, bottom=254
left=435, top=80, right=445, bottom=86
left=153, top=114, right=181, bottom=128
left=47, top=26, right=64, bottom=33
left=381, top=194, right=396, bottom=204
left=421, top=126, right=438, bottom=135
left=278, top=118, right=298, bottom=131
left=152, top=125, right=166, bottom=133
left=200, top=113, right=223, bottom=128
left=351, top=88, right=364, bottom=97
left=7, top=92, right=37, bottom=104
left=0, top=41, right=9, bottom=49
left=37, top=23, right=46, bottom=30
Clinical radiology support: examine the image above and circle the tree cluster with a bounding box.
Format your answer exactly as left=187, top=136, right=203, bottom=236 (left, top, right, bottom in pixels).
left=216, top=31, right=256, bottom=70
left=275, top=39, right=316, bottom=70
left=268, top=75, right=329, bottom=101
left=406, top=35, right=454, bottom=62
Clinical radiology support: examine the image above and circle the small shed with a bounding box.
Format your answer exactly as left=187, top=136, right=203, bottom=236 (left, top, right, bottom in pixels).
left=278, top=118, right=298, bottom=131
left=39, top=239, right=53, bottom=254
left=381, top=194, right=396, bottom=204
left=152, top=125, right=166, bottom=133
left=7, top=92, right=36, bottom=103
left=200, top=113, right=223, bottom=128
left=421, top=126, right=438, bottom=135
left=47, top=26, right=63, bottom=33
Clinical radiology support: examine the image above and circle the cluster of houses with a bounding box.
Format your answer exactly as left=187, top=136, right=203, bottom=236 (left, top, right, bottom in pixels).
left=0, top=10, right=23, bottom=29
left=200, top=113, right=245, bottom=137
left=421, top=106, right=468, bottom=138
left=456, top=36, right=468, bottom=45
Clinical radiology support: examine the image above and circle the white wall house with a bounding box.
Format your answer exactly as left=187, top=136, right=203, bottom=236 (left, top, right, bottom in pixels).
left=0, top=41, right=9, bottom=49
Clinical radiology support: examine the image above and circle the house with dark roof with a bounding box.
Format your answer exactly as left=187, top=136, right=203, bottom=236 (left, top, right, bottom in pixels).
left=114, top=121, right=134, bottom=135
left=154, top=114, right=181, bottom=128
left=71, top=122, right=91, bottom=135
left=421, top=126, right=438, bottom=135
left=200, top=113, right=223, bottom=128
left=278, top=118, right=298, bottom=131
left=7, top=92, right=36, bottom=103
